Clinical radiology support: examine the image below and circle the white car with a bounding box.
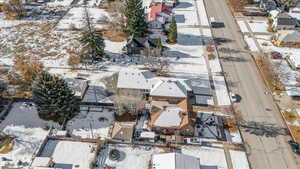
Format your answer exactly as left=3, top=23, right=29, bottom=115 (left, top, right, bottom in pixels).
left=230, top=92, right=238, bottom=103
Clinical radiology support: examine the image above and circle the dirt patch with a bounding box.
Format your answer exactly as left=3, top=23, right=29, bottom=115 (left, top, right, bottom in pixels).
left=283, top=111, right=298, bottom=123
left=0, top=136, right=14, bottom=154
left=115, top=113, right=136, bottom=122
left=256, top=57, right=283, bottom=93
left=101, top=29, right=127, bottom=42
left=227, top=0, right=250, bottom=12
left=223, top=118, right=238, bottom=132
left=289, top=125, right=300, bottom=144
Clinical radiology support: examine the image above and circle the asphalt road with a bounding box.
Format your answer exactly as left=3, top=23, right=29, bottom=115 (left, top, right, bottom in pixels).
left=203, top=0, right=300, bottom=168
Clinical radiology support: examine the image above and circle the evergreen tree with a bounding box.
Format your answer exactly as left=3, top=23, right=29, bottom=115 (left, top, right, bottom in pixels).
left=81, top=8, right=105, bottom=62
left=125, top=0, right=147, bottom=36
left=32, top=72, right=78, bottom=120
left=167, top=18, right=177, bottom=44
left=284, top=0, right=298, bottom=11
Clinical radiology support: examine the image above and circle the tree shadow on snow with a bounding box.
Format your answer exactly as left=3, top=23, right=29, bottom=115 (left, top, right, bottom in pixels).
left=174, top=14, right=185, bottom=23
left=163, top=50, right=199, bottom=59
left=177, top=34, right=211, bottom=46
left=176, top=2, right=194, bottom=9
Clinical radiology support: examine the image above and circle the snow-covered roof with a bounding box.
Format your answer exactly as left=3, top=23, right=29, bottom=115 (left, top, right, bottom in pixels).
left=117, top=69, right=157, bottom=90
left=31, top=157, right=52, bottom=167
left=153, top=107, right=183, bottom=127
left=140, top=131, right=156, bottom=139
left=270, top=10, right=280, bottom=18
left=288, top=55, right=300, bottom=68
left=286, top=86, right=300, bottom=97
left=152, top=153, right=200, bottom=169
left=276, top=30, right=300, bottom=43
left=150, top=80, right=188, bottom=98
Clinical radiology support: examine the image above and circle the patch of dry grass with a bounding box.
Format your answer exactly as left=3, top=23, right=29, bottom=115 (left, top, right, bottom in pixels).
left=223, top=118, right=238, bottom=132
left=0, top=136, right=14, bottom=154
left=283, top=111, right=298, bottom=123
left=289, top=125, right=300, bottom=144
left=101, top=29, right=127, bottom=42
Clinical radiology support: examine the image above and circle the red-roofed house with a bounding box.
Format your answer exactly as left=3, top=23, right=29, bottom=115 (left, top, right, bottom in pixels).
left=148, top=4, right=173, bottom=24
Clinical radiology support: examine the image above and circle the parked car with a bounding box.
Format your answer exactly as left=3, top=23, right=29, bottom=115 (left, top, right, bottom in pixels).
left=230, top=92, right=238, bottom=103
left=270, top=51, right=282, bottom=59
left=288, top=140, right=300, bottom=155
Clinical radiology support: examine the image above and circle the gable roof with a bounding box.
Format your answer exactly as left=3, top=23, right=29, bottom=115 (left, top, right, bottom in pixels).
left=276, top=30, right=300, bottom=43
left=150, top=80, right=188, bottom=98
left=185, top=77, right=212, bottom=96
left=149, top=4, right=172, bottom=21
left=152, top=152, right=201, bottom=169
left=277, top=13, right=297, bottom=26
left=127, top=34, right=158, bottom=48
left=153, top=107, right=183, bottom=127
left=111, top=122, right=135, bottom=141
left=117, top=69, right=158, bottom=90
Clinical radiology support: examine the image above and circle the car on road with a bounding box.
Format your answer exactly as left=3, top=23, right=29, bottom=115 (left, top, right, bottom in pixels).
left=270, top=51, right=282, bottom=59
left=288, top=140, right=300, bottom=155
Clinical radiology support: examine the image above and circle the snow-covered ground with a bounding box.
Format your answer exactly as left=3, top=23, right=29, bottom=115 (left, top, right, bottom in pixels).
left=244, top=35, right=259, bottom=52
left=182, top=146, right=228, bottom=169
left=247, top=20, right=268, bottom=33
left=56, top=7, right=110, bottom=30
left=40, top=140, right=97, bottom=169
left=101, top=144, right=164, bottom=169
left=66, top=106, right=115, bottom=139
left=213, top=75, right=231, bottom=106
left=229, top=150, right=250, bottom=169
left=237, top=20, right=249, bottom=33
left=210, top=57, right=222, bottom=73
left=230, top=130, right=243, bottom=144
left=0, top=102, right=58, bottom=167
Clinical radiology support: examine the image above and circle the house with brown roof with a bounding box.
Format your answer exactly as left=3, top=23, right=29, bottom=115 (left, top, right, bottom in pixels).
left=149, top=106, right=194, bottom=136
left=111, top=122, right=136, bottom=143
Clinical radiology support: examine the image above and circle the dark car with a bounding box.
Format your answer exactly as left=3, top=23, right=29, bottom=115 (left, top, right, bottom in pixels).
left=270, top=51, right=282, bottom=59
left=288, top=140, right=300, bottom=155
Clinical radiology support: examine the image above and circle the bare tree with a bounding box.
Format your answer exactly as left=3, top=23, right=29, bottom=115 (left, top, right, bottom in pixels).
left=112, top=93, right=146, bottom=116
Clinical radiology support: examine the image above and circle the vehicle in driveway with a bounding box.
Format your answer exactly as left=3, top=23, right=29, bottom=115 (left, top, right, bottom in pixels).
left=270, top=51, right=282, bottom=59
left=230, top=92, right=240, bottom=103
left=288, top=140, right=300, bottom=155
left=210, top=17, right=225, bottom=28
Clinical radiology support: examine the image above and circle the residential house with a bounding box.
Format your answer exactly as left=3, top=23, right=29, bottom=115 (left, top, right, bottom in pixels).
left=260, top=0, right=277, bottom=11
left=111, top=122, right=136, bottom=143
left=272, top=30, right=300, bottom=47
left=151, top=153, right=201, bottom=169
left=150, top=106, right=194, bottom=136
left=289, top=2, right=300, bottom=21
left=148, top=3, right=173, bottom=23
left=116, top=69, right=158, bottom=96
left=287, top=55, right=300, bottom=69
left=273, top=13, right=297, bottom=31
left=150, top=79, right=192, bottom=111
left=184, top=77, right=214, bottom=106
left=123, top=34, right=159, bottom=55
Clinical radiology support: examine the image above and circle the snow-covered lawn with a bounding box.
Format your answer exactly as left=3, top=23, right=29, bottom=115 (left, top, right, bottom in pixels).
left=230, top=130, right=243, bottom=144
left=56, top=7, right=110, bottom=30
left=1, top=102, right=59, bottom=128
left=66, top=106, right=115, bottom=139
left=40, top=140, right=97, bottom=169
left=237, top=20, right=249, bottom=33
left=0, top=102, right=58, bottom=167
left=182, top=146, right=228, bottom=169
left=47, top=0, right=74, bottom=7
left=272, top=59, right=300, bottom=86
left=210, top=57, right=222, bottom=73
left=247, top=20, right=268, bottom=33
left=102, top=144, right=164, bottom=169
left=229, top=150, right=250, bottom=169
left=244, top=35, right=259, bottom=52
left=0, top=126, right=49, bottom=167
left=174, top=10, right=198, bottom=26
left=196, top=0, right=209, bottom=26
left=213, top=75, right=231, bottom=106
left=163, top=27, right=208, bottom=78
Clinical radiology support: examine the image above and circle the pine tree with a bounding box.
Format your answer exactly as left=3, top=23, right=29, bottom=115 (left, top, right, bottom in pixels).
left=284, top=0, right=298, bottom=11
left=81, top=8, right=105, bottom=62
left=125, top=0, right=147, bottom=36
left=167, top=18, right=177, bottom=44
left=32, top=72, right=78, bottom=120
